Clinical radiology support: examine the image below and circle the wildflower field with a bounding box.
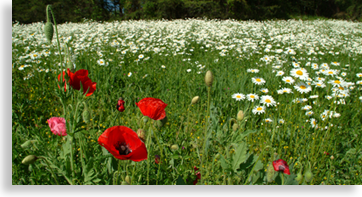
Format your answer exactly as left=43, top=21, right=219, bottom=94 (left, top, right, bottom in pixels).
left=12, top=16, right=362, bottom=185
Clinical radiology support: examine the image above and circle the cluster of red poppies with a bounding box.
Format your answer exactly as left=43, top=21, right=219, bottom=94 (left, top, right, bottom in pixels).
left=57, top=69, right=168, bottom=162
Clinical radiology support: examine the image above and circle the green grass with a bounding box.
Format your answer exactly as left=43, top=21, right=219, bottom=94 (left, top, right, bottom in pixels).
left=12, top=18, right=362, bottom=185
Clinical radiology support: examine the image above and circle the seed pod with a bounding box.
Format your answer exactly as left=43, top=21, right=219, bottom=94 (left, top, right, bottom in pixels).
left=22, top=155, right=38, bottom=165
left=205, top=70, right=214, bottom=87
left=295, top=171, right=303, bottom=183
left=121, top=181, right=128, bottom=185
left=44, top=22, right=54, bottom=44
left=191, top=96, right=200, bottom=104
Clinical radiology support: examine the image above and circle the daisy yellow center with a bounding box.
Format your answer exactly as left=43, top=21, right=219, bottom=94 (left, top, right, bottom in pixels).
left=236, top=95, right=241, bottom=98
left=286, top=80, right=290, bottom=82
left=334, top=62, right=337, bottom=64
left=300, top=85, right=306, bottom=89
left=100, top=61, right=103, bottom=63
left=283, top=90, right=288, bottom=92
left=296, top=70, right=303, bottom=75
left=256, top=79, right=261, bottom=82
left=265, top=99, right=271, bottom=103
left=257, top=107, right=263, bottom=111
left=334, top=80, right=340, bottom=84
left=328, top=71, right=333, bottom=74
left=317, top=84, right=321, bottom=86
left=339, top=87, right=344, bottom=90
left=266, top=120, right=269, bottom=122
left=250, top=95, right=255, bottom=98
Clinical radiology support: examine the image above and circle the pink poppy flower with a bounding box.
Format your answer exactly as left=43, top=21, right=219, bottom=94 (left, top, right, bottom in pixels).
left=47, top=117, right=67, bottom=136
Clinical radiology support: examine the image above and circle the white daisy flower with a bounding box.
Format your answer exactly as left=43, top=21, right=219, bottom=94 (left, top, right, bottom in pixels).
left=260, top=95, right=277, bottom=107
left=97, top=59, right=105, bottom=66
left=282, top=76, right=295, bottom=85
left=260, top=88, right=269, bottom=94
left=309, top=95, right=319, bottom=99
left=232, top=93, right=245, bottom=101
left=127, top=72, right=132, bottom=77
left=310, top=118, right=317, bottom=128
left=277, top=87, right=293, bottom=94
left=252, top=106, right=266, bottom=115
left=278, top=119, right=285, bottom=124
left=294, top=82, right=312, bottom=94
left=138, top=54, right=144, bottom=59
left=276, top=71, right=284, bottom=76
left=331, top=61, right=340, bottom=66
left=264, top=118, right=273, bottom=123
left=311, top=63, right=319, bottom=70
left=302, top=105, right=312, bottom=110
left=305, top=111, right=314, bottom=116
left=187, top=69, right=191, bottom=72
left=252, top=77, right=266, bottom=85
left=247, top=68, right=260, bottom=73
left=246, top=93, right=259, bottom=102
left=290, top=68, right=309, bottom=80
left=312, top=81, right=326, bottom=88
left=161, top=65, right=166, bottom=68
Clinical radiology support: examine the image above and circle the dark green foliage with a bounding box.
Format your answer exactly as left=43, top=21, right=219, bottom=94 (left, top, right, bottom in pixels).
left=12, top=0, right=362, bottom=24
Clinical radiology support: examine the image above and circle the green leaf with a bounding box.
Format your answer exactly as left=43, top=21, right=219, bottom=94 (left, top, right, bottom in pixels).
left=176, top=176, right=186, bottom=185
left=220, top=154, right=229, bottom=170
left=232, top=142, right=249, bottom=172
left=284, top=173, right=299, bottom=185
left=253, top=160, right=264, bottom=172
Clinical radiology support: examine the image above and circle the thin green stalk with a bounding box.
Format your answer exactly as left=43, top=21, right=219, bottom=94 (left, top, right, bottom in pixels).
left=244, top=146, right=269, bottom=185
left=200, top=86, right=211, bottom=185
left=152, top=123, right=163, bottom=185
left=281, top=172, right=284, bottom=185
left=47, top=5, right=62, bottom=64
left=38, top=156, right=59, bottom=185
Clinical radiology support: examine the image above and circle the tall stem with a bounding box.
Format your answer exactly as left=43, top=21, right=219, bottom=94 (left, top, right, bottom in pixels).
left=200, top=86, right=211, bottom=184
left=47, top=5, right=62, bottom=65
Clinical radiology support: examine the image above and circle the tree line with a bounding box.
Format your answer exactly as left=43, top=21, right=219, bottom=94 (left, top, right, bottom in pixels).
left=12, top=0, right=362, bottom=24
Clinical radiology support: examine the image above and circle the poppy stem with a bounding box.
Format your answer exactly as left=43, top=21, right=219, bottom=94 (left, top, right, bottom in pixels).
left=200, top=86, right=211, bottom=185
left=47, top=5, right=62, bottom=66
left=281, top=172, right=284, bottom=185
left=38, top=156, right=59, bottom=185
left=152, top=123, right=163, bottom=185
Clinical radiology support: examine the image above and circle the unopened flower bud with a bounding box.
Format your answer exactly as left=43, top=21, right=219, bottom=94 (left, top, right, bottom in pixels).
left=191, top=96, right=200, bottom=104
left=295, top=171, right=303, bottom=183
left=232, top=123, right=239, bottom=132
left=237, top=110, right=244, bottom=121
left=137, top=129, right=146, bottom=142
left=266, top=164, right=275, bottom=183
left=121, top=181, right=128, bottom=185
left=305, top=170, right=313, bottom=182
left=330, top=155, right=334, bottom=160
left=21, top=140, right=37, bottom=148
left=22, top=155, right=38, bottom=165
left=171, top=144, right=179, bottom=151
left=205, top=70, right=214, bottom=87
left=82, top=107, right=90, bottom=124
left=44, top=22, right=54, bottom=44
left=125, top=175, right=131, bottom=184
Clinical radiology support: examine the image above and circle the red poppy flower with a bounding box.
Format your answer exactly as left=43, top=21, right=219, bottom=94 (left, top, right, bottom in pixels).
left=58, top=68, right=97, bottom=96
left=98, top=126, right=147, bottom=162
left=272, top=159, right=290, bottom=175
left=117, top=98, right=125, bottom=112
left=135, top=97, right=167, bottom=120
left=193, top=167, right=201, bottom=185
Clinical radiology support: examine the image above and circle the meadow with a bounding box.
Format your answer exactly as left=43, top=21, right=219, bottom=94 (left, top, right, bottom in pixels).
left=12, top=16, right=362, bottom=185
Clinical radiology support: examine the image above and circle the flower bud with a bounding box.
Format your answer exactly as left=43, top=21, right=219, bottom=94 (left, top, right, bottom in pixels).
left=171, top=144, right=179, bottom=151
left=44, top=21, right=54, bottom=44
left=125, top=175, right=131, bottom=184
left=232, top=123, right=239, bottom=132
left=137, top=129, right=146, bottom=142
left=121, top=181, right=128, bottom=185
left=305, top=170, right=313, bottom=182
left=142, top=116, right=149, bottom=123
left=237, top=110, right=244, bottom=121
left=82, top=107, right=90, bottom=124
left=20, top=140, right=37, bottom=148
left=266, top=164, right=275, bottom=183
left=330, top=155, right=334, bottom=160
left=191, top=96, right=200, bottom=104
left=117, top=98, right=125, bottom=112
left=205, top=70, right=214, bottom=87
left=295, top=171, right=303, bottom=183
left=22, top=155, right=38, bottom=165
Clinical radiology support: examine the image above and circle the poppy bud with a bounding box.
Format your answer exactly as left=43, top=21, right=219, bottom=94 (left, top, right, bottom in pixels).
left=142, top=116, right=149, bottom=123
left=20, top=140, right=37, bottom=148
left=266, top=164, right=275, bottom=183
left=22, top=155, right=38, bottom=165
left=137, top=129, right=146, bottom=142
left=205, top=70, right=214, bottom=87
left=125, top=175, right=131, bottom=184
left=82, top=107, right=90, bottom=124
left=237, top=110, right=244, bottom=121
left=295, top=171, right=303, bottom=183
left=121, top=181, right=128, bottom=185
left=305, top=170, right=313, bottom=182
left=330, top=155, right=334, bottom=160
left=171, top=144, right=179, bottom=151
left=232, top=123, right=239, bottom=132
left=191, top=96, right=200, bottom=104
left=117, top=98, right=125, bottom=112
left=44, top=22, right=54, bottom=44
